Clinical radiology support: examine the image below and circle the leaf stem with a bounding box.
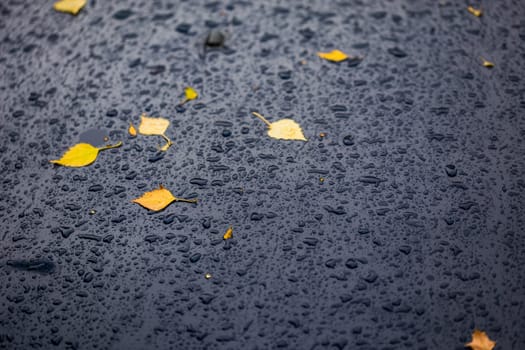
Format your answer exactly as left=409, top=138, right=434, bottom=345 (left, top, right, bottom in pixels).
left=159, top=134, right=173, bottom=151
left=161, top=134, right=172, bottom=144
left=175, top=197, right=198, bottom=204
left=98, top=141, right=123, bottom=151
left=252, top=112, right=271, bottom=127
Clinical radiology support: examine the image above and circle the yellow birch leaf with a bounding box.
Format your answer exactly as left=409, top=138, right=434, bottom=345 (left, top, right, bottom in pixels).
left=252, top=112, right=307, bottom=141
left=138, top=113, right=172, bottom=151
left=467, top=6, right=483, bottom=17
left=481, top=58, right=494, bottom=68
left=53, top=0, right=86, bottom=15
left=128, top=123, right=137, bottom=137
left=465, top=330, right=496, bottom=350
left=185, top=87, right=198, bottom=101
left=317, top=49, right=348, bottom=62
left=50, top=142, right=122, bottom=167
left=132, top=185, right=197, bottom=212
left=223, top=226, right=233, bottom=240
left=138, top=114, right=170, bottom=135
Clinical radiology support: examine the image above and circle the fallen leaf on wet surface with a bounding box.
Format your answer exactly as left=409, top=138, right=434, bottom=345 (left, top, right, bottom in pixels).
left=138, top=113, right=172, bottom=151
left=252, top=112, right=307, bottom=141
left=138, top=114, right=169, bottom=135
left=50, top=142, right=122, bottom=167
left=223, top=226, right=233, bottom=240
left=465, top=330, right=495, bottom=350
left=481, top=57, right=494, bottom=68
left=132, top=185, right=197, bottom=211
left=53, top=0, right=86, bottom=15
left=467, top=6, right=483, bottom=17
left=128, top=123, right=137, bottom=137
left=317, top=49, right=348, bottom=62
left=184, top=86, right=198, bottom=103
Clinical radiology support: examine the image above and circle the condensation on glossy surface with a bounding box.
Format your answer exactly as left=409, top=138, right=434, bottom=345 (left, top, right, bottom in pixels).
left=0, top=0, right=524, bottom=349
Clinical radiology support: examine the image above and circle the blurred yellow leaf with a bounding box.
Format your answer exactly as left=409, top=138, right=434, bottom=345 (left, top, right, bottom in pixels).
left=317, top=49, right=348, bottom=62
left=467, top=6, right=483, bottom=17
left=138, top=113, right=172, bottom=151
left=481, top=57, right=494, bottom=68
left=223, top=226, right=233, bottom=240
left=50, top=142, right=122, bottom=167
left=185, top=87, right=198, bottom=101
left=53, top=0, right=86, bottom=15
left=132, top=185, right=197, bottom=212
left=252, top=112, right=307, bottom=141
left=128, top=123, right=137, bottom=137
left=465, top=330, right=495, bottom=350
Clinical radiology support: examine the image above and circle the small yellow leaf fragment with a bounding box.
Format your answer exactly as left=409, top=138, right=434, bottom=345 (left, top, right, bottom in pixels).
left=128, top=123, right=137, bottom=137
left=50, top=141, right=122, bottom=167
left=317, top=49, right=349, bottom=62
left=465, top=330, right=495, bottom=350
left=481, top=58, right=494, bottom=68
left=53, top=0, right=86, bottom=15
left=467, top=6, right=483, bottom=17
left=185, top=86, right=198, bottom=101
left=252, top=112, right=307, bottom=141
left=223, top=226, right=233, bottom=240
left=132, top=185, right=197, bottom=212
left=205, top=273, right=212, bottom=279
left=180, top=86, right=199, bottom=105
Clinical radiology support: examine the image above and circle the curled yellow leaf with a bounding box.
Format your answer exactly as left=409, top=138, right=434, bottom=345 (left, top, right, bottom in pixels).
left=138, top=113, right=172, bottom=151
left=50, top=142, right=122, bottom=167
left=53, top=0, right=86, bottom=15
left=317, top=49, right=348, bottom=62
left=465, top=330, right=495, bottom=350
left=467, top=6, right=483, bottom=17
left=128, top=123, right=137, bottom=137
left=132, top=185, right=197, bottom=212
left=223, top=226, right=233, bottom=240
left=252, top=112, right=307, bottom=141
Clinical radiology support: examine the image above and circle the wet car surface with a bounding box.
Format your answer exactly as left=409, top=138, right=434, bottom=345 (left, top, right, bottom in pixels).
left=0, top=0, right=524, bottom=349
